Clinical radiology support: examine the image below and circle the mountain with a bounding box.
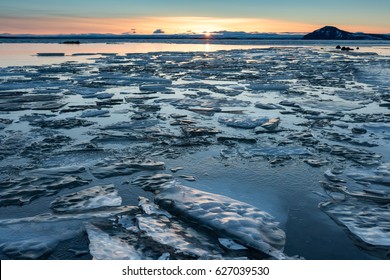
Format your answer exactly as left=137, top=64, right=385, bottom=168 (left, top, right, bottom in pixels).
left=303, top=26, right=390, bottom=40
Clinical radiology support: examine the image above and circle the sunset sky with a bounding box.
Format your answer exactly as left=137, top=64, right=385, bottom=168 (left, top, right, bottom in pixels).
left=1, top=0, right=389, bottom=34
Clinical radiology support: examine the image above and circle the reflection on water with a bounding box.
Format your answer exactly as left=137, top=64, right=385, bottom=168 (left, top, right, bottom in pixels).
left=0, top=42, right=262, bottom=67
left=1, top=41, right=389, bottom=67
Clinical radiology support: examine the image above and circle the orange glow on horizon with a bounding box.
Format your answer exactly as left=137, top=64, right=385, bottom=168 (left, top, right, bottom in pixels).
left=0, top=16, right=388, bottom=35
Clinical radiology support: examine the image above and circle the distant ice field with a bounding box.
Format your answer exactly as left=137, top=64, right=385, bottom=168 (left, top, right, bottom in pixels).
left=0, top=40, right=390, bottom=67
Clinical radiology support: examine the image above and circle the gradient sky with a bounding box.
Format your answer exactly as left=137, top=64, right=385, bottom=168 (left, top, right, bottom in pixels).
left=1, top=0, right=389, bottom=34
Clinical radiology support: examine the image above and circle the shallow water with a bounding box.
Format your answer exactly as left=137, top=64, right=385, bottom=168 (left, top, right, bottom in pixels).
left=0, top=41, right=389, bottom=260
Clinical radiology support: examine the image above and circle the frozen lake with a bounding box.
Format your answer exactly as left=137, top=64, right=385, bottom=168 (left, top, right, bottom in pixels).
left=0, top=41, right=389, bottom=260
left=1, top=40, right=390, bottom=66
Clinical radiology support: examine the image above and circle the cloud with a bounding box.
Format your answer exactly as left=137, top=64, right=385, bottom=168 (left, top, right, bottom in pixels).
left=197, top=30, right=304, bottom=39
left=153, top=29, right=165, bottom=34
left=122, top=28, right=136, bottom=35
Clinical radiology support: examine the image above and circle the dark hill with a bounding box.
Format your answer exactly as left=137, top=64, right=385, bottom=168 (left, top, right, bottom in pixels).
left=303, top=26, right=390, bottom=40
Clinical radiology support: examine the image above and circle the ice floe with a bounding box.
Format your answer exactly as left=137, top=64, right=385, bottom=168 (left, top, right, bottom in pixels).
left=137, top=179, right=288, bottom=259
left=218, top=116, right=268, bottom=129
left=50, top=185, right=122, bottom=213
left=91, top=157, right=165, bottom=179
left=320, top=200, right=390, bottom=258
left=85, top=223, right=143, bottom=260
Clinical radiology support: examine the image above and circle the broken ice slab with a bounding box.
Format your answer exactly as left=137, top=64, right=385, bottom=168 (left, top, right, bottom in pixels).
left=95, top=93, right=114, bottom=100
left=180, top=126, right=220, bottom=137
left=188, top=107, right=222, bottom=113
left=0, top=206, right=138, bottom=226
left=346, top=163, right=390, bottom=186
left=167, top=96, right=250, bottom=110
left=319, top=199, right=390, bottom=259
left=136, top=199, right=225, bottom=259
left=260, top=117, right=281, bottom=130
left=37, top=53, right=65, bottom=57
left=0, top=93, right=65, bottom=111
left=324, top=169, right=347, bottom=183
left=255, top=103, right=285, bottom=110
left=83, top=197, right=265, bottom=260
left=304, top=158, right=330, bottom=167
left=31, top=118, right=95, bottom=129
left=91, top=157, right=165, bottom=179
left=220, top=147, right=239, bottom=159
left=124, top=95, right=158, bottom=102
left=132, top=174, right=174, bottom=191
left=139, top=84, right=170, bottom=92
left=138, top=197, right=172, bottom=217
left=117, top=76, right=172, bottom=85
left=320, top=182, right=390, bottom=204
left=0, top=219, right=85, bottom=259
left=20, top=165, right=86, bottom=177
left=248, top=84, right=289, bottom=91
left=141, top=180, right=288, bottom=259
left=0, top=205, right=138, bottom=259
left=80, top=109, right=110, bottom=118
left=96, top=98, right=123, bottom=107
left=100, top=120, right=159, bottom=131
left=21, top=135, right=74, bottom=158
left=0, top=175, right=91, bottom=207
left=50, top=185, right=122, bottom=213
left=170, top=119, right=197, bottom=126
left=329, top=145, right=382, bottom=166
left=85, top=223, right=143, bottom=260
left=1, top=239, right=57, bottom=260
left=178, top=175, right=196, bottom=181
left=218, top=116, right=268, bottom=129
left=217, top=136, right=257, bottom=144
left=218, top=238, right=247, bottom=250
left=279, top=100, right=300, bottom=108
left=322, top=131, right=377, bottom=148
left=239, top=146, right=311, bottom=158
left=301, top=99, right=365, bottom=112
left=136, top=214, right=223, bottom=259
left=0, top=94, right=63, bottom=104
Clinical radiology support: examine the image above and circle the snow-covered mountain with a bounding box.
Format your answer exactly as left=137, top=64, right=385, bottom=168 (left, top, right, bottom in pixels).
left=303, top=26, right=390, bottom=40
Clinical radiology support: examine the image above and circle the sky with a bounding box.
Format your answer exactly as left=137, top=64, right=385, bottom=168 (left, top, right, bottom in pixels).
left=0, top=0, right=389, bottom=34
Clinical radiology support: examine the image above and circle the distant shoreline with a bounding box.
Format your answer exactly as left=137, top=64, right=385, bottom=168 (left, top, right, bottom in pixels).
left=0, top=35, right=302, bottom=41
left=2, top=26, right=389, bottom=42
left=1, top=38, right=390, bottom=46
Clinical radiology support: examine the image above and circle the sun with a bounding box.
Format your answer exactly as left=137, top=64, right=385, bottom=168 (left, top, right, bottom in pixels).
left=204, top=31, right=212, bottom=38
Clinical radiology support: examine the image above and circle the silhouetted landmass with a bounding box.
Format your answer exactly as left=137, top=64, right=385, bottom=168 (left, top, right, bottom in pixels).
left=62, top=41, right=80, bottom=44
left=303, top=26, right=390, bottom=40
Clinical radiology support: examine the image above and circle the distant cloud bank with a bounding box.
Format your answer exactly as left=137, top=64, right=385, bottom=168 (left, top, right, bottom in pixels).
left=153, top=29, right=165, bottom=34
